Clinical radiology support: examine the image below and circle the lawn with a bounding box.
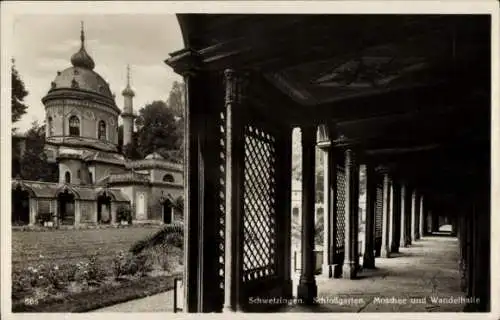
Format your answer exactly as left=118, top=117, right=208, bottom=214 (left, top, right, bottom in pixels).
left=12, top=227, right=161, bottom=270
left=11, top=226, right=183, bottom=312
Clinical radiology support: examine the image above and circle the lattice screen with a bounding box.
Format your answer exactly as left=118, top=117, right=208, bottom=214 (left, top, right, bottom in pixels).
left=242, top=125, right=278, bottom=282
left=375, top=184, right=383, bottom=238
left=335, top=165, right=346, bottom=254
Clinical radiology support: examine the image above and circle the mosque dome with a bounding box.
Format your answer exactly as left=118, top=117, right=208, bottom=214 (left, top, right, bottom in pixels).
left=42, top=23, right=118, bottom=110
left=50, top=67, right=113, bottom=98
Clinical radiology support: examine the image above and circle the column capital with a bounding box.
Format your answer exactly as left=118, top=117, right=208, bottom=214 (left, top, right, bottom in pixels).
left=316, top=123, right=337, bottom=150
left=164, top=48, right=203, bottom=77
left=224, top=69, right=250, bottom=106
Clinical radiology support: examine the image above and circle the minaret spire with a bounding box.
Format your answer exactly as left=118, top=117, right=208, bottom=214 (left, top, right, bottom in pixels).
left=122, top=64, right=136, bottom=147
left=126, top=64, right=131, bottom=87
left=122, top=64, right=135, bottom=97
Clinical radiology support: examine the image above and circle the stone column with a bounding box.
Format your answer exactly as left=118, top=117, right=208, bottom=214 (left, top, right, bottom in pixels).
left=223, top=69, right=248, bottom=312
left=110, top=202, right=117, bottom=225
left=342, top=148, right=360, bottom=279
left=389, top=181, right=399, bottom=253
left=410, top=190, right=417, bottom=242
left=380, top=172, right=392, bottom=258
left=52, top=199, right=58, bottom=226
left=74, top=200, right=81, bottom=227
left=363, top=164, right=376, bottom=269
left=322, top=147, right=336, bottom=277
left=400, top=184, right=407, bottom=248
left=410, top=190, right=419, bottom=242
left=417, top=195, right=424, bottom=239
left=297, top=125, right=318, bottom=303
left=29, top=198, right=37, bottom=226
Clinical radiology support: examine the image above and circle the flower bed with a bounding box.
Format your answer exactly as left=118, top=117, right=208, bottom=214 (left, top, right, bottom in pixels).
left=12, top=248, right=183, bottom=312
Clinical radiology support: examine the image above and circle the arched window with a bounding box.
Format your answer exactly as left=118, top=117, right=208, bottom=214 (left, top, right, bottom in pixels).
left=65, top=171, right=71, bottom=184
left=163, top=174, right=175, bottom=183
left=98, top=120, right=106, bottom=140
left=47, top=116, right=53, bottom=136
left=69, top=116, right=80, bottom=136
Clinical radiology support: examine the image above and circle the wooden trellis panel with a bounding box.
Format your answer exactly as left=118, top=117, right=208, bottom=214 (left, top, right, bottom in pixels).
left=335, top=165, right=346, bottom=255
left=375, top=183, right=383, bottom=239
left=242, top=124, right=278, bottom=282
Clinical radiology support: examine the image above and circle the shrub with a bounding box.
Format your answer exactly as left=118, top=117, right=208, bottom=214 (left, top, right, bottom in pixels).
left=36, top=211, right=52, bottom=225
left=129, top=223, right=184, bottom=255
left=117, top=205, right=132, bottom=224
left=73, top=254, right=105, bottom=285
left=46, top=265, right=67, bottom=290
left=112, top=251, right=152, bottom=279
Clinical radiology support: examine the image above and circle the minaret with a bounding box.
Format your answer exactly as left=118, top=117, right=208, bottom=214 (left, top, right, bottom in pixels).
left=121, top=65, right=135, bottom=146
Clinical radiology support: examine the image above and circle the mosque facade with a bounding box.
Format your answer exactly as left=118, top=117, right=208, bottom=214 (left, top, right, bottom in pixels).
left=11, top=25, right=183, bottom=228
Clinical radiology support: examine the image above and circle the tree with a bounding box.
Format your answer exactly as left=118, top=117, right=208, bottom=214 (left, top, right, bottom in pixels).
left=11, top=59, right=28, bottom=125
left=19, top=121, right=58, bottom=182
left=166, top=81, right=185, bottom=118
left=135, top=100, right=183, bottom=161
left=123, top=131, right=142, bottom=160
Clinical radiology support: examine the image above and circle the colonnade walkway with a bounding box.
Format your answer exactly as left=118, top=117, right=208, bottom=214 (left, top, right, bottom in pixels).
left=288, top=236, right=466, bottom=312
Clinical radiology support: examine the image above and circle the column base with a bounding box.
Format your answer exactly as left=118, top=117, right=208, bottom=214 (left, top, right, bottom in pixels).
left=381, top=248, right=391, bottom=258
left=399, top=240, right=408, bottom=248
left=223, top=306, right=236, bottom=313
left=321, top=264, right=333, bottom=278
left=297, top=278, right=317, bottom=304
left=342, top=262, right=357, bottom=279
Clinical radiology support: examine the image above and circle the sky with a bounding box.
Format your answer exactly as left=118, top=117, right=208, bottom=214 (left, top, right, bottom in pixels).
left=12, top=14, right=184, bottom=133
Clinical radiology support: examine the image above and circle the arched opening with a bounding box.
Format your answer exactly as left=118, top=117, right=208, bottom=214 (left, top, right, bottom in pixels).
left=163, top=199, right=173, bottom=224
left=69, top=115, right=80, bottom=136
left=98, top=120, right=107, bottom=140
left=97, top=193, right=112, bottom=224
left=58, top=190, right=75, bottom=225
left=12, top=187, right=30, bottom=225
left=65, top=171, right=71, bottom=184
left=163, top=174, right=175, bottom=183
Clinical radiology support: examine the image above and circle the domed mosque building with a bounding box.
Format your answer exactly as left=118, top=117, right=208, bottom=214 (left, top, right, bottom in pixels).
left=11, top=24, right=183, bottom=228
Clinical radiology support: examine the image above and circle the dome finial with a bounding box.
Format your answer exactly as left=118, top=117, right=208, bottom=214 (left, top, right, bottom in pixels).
left=80, top=21, right=85, bottom=46
left=70, top=21, right=95, bottom=70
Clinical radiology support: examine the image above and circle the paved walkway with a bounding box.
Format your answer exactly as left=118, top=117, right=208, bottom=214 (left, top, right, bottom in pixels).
left=288, top=236, right=467, bottom=312
left=93, top=236, right=465, bottom=312
left=93, top=290, right=175, bottom=312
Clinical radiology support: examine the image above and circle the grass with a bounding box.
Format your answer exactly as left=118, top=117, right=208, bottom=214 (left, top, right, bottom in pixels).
left=12, top=227, right=183, bottom=312
left=12, top=227, right=161, bottom=269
